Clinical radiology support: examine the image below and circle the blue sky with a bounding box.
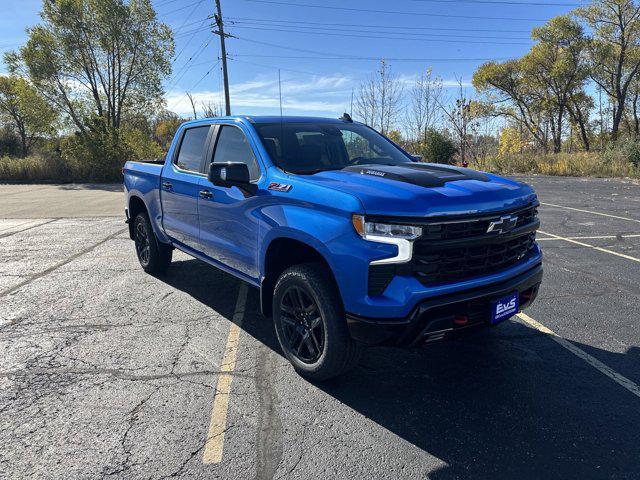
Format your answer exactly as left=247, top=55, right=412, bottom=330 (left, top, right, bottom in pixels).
left=1, top=0, right=583, bottom=118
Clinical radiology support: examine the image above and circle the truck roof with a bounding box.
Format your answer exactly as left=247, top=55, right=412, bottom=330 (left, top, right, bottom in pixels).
left=185, top=115, right=354, bottom=125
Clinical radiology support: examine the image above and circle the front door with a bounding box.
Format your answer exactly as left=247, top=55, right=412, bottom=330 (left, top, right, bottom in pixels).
left=198, top=124, right=262, bottom=279
left=161, top=125, right=212, bottom=250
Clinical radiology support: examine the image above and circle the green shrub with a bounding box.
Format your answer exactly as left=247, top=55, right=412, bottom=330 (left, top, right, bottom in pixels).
left=60, top=124, right=163, bottom=182
left=419, top=129, right=457, bottom=164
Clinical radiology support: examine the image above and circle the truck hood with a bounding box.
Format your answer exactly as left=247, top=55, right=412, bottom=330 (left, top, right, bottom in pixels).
left=298, top=163, right=537, bottom=217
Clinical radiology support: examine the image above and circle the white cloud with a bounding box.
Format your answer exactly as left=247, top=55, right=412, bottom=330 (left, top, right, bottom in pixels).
left=166, top=73, right=354, bottom=117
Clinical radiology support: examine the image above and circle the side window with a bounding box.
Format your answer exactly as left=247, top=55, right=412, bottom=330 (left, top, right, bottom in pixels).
left=213, top=126, right=260, bottom=181
left=174, top=126, right=210, bottom=172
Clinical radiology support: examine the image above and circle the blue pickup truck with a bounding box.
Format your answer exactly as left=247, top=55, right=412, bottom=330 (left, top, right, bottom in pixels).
left=123, top=115, right=542, bottom=380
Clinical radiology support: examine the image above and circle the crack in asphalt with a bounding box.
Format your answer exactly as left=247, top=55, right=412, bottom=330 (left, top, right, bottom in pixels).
left=254, top=345, right=283, bottom=480
left=0, top=227, right=128, bottom=309
left=0, top=368, right=254, bottom=382
left=0, top=218, right=60, bottom=239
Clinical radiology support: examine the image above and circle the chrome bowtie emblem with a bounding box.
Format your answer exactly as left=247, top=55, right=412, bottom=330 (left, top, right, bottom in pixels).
left=487, top=215, right=518, bottom=234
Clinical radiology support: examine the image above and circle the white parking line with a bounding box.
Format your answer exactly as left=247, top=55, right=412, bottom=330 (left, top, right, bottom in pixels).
left=517, top=312, right=640, bottom=399
left=541, top=202, right=640, bottom=224
left=202, top=282, right=248, bottom=464
left=537, top=234, right=640, bottom=241
left=538, top=230, right=640, bottom=263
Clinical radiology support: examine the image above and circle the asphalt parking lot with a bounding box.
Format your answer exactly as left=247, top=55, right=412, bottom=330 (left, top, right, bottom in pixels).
left=1, top=177, right=639, bottom=479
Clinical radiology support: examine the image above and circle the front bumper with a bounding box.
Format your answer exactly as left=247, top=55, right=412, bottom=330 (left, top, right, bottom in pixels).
left=346, top=263, right=542, bottom=347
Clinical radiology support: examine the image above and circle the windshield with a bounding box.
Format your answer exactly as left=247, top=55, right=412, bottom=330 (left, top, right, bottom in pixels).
left=254, top=122, right=413, bottom=174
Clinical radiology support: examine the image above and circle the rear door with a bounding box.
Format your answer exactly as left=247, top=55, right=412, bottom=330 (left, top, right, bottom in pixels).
left=161, top=125, right=213, bottom=250
left=198, top=124, right=262, bottom=279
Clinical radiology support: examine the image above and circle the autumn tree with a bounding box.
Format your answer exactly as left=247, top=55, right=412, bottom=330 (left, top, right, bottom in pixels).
left=473, top=59, right=549, bottom=151
left=7, top=0, right=174, bottom=138
left=0, top=76, right=57, bottom=157
left=474, top=15, right=592, bottom=153
left=524, top=15, right=591, bottom=152
left=578, top=0, right=640, bottom=139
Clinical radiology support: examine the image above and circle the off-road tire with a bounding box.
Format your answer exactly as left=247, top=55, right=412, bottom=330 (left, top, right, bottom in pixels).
left=273, top=263, right=361, bottom=381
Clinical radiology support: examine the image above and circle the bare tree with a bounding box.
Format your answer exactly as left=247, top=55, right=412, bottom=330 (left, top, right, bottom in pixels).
left=354, top=59, right=403, bottom=134
left=439, top=78, right=475, bottom=164
left=186, top=92, right=197, bottom=120
left=201, top=100, right=222, bottom=118
left=405, top=68, right=443, bottom=143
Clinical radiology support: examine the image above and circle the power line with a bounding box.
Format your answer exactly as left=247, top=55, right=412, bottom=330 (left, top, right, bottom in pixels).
left=160, top=0, right=203, bottom=18
left=230, top=57, right=335, bottom=77
left=239, top=0, right=548, bottom=22
left=231, top=24, right=532, bottom=44
left=167, top=60, right=220, bottom=112
left=171, top=1, right=209, bottom=64
left=155, top=0, right=183, bottom=8
left=172, top=20, right=210, bottom=65
left=167, top=36, right=213, bottom=89
left=236, top=36, right=520, bottom=59
left=172, top=1, right=207, bottom=37
left=410, top=0, right=582, bottom=5
left=227, top=16, right=530, bottom=34
left=233, top=53, right=511, bottom=62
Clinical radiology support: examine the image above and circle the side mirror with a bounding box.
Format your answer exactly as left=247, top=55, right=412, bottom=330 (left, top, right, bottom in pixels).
left=411, top=155, right=423, bottom=162
left=208, top=162, right=250, bottom=188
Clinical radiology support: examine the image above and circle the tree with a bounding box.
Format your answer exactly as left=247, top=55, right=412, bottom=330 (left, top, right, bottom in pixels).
left=421, top=129, right=457, bottom=164
left=154, top=111, right=183, bottom=152
left=524, top=15, right=591, bottom=152
left=578, top=0, right=640, bottom=139
left=0, top=76, right=57, bottom=157
left=473, top=60, right=549, bottom=152
left=439, top=79, right=478, bottom=163
left=405, top=68, right=443, bottom=144
left=354, top=59, right=403, bottom=134
left=8, top=0, right=174, bottom=138
left=474, top=15, right=591, bottom=153
left=201, top=100, right=222, bottom=118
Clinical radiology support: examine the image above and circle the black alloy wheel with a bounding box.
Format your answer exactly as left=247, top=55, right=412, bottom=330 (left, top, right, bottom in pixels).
left=134, top=219, right=151, bottom=267
left=278, top=285, right=325, bottom=363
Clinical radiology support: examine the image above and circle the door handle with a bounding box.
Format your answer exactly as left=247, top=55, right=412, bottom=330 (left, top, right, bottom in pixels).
left=162, top=181, right=173, bottom=190
left=199, top=189, right=213, bottom=199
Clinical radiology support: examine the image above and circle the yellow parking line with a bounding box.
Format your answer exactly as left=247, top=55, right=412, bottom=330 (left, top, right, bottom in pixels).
left=541, top=202, right=640, bottom=224
left=537, top=234, right=640, bottom=241
left=538, top=230, right=640, bottom=263
left=517, top=312, right=640, bottom=399
left=202, top=282, right=248, bottom=464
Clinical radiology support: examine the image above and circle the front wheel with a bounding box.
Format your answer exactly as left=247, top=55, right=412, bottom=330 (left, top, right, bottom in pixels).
left=133, top=212, right=172, bottom=274
left=273, top=263, right=361, bottom=381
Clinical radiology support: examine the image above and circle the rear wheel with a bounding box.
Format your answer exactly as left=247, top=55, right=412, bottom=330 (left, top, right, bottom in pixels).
left=133, top=212, right=172, bottom=274
left=273, top=263, right=360, bottom=381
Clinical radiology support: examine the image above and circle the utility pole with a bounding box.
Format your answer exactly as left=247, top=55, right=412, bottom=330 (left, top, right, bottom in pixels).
left=214, top=0, right=231, bottom=115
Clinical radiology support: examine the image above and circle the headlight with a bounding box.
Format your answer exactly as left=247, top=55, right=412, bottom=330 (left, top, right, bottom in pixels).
left=352, top=214, right=422, bottom=265
left=352, top=215, right=422, bottom=240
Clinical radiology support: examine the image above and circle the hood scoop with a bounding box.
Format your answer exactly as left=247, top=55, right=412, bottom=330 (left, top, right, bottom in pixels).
left=342, top=163, right=489, bottom=188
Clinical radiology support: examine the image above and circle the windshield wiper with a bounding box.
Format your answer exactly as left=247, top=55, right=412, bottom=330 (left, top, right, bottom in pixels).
left=290, top=167, right=343, bottom=175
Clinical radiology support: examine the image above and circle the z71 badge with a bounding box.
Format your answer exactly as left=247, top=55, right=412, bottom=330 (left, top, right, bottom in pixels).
left=268, top=182, right=292, bottom=192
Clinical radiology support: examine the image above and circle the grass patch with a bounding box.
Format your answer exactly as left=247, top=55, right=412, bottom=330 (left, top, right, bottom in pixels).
left=480, top=151, right=640, bottom=179
left=0, top=155, right=121, bottom=183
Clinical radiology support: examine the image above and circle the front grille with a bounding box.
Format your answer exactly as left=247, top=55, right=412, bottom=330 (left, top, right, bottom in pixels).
left=366, top=204, right=539, bottom=294
left=412, top=232, right=536, bottom=286
left=420, top=205, right=537, bottom=241
left=409, top=204, right=539, bottom=287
